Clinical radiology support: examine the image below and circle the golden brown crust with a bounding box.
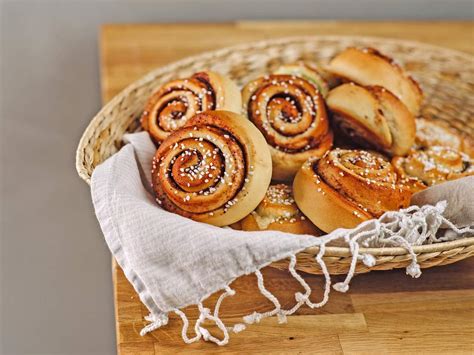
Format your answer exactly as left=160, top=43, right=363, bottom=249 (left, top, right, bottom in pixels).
left=141, top=71, right=241, bottom=143
left=415, top=118, right=464, bottom=151
left=242, top=74, right=333, bottom=181
left=464, top=138, right=474, bottom=158
left=239, top=184, right=322, bottom=235
left=327, top=84, right=392, bottom=149
left=294, top=149, right=412, bottom=233
left=392, top=146, right=474, bottom=189
left=273, top=62, right=330, bottom=97
left=229, top=221, right=243, bottom=230
left=327, top=47, right=423, bottom=116
left=241, top=215, right=321, bottom=235
left=370, top=86, right=416, bottom=156
left=151, top=110, right=272, bottom=226
left=327, top=83, right=415, bottom=156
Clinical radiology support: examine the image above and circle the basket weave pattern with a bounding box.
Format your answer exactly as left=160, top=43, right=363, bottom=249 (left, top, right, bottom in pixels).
left=76, top=36, right=474, bottom=274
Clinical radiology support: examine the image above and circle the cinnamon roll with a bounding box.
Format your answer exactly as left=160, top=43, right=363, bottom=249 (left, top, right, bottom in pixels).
left=242, top=74, right=333, bottom=181
left=152, top=110, right=272, bottom=226
left=239, top=184, right=322, bottom=235
left=273, top=62, right=331, bottom=97
left=415, top=118, right=470, bottom=154
left=293, top=149, right=412, bottom=233
left=141, top=71, right=241, bottom=143
left=327, top=83, right=415, bottom=156
left=393, top=146, right=474, bottom=190
left=327, top=47, right=423, bottom=116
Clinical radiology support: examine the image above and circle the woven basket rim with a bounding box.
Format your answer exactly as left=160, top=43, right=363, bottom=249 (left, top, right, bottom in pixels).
left=313, top=235, right=474, bottom=257
left=76, top=35, right=474, bottom=258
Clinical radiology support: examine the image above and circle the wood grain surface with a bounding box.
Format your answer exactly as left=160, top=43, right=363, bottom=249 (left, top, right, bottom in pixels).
left=100, top=21, right=474, bottom=354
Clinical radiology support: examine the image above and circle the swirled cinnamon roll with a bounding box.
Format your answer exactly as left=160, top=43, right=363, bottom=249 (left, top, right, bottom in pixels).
left=152, top=110, right=272, bottom=226
left=393, top=146, right=474, bottom=190
left=415, top=118, right=471, bottom=155
left=327, top=47, right=423, bottom=115
left=293, top=149, right=412, bottom=233
left=327, top=83, right=416, bottom=156
left=141, top=71, right=241, bottom=143
left=242, top=74, right=333, bottom=181
left=239, top=184, right=321, bottom=235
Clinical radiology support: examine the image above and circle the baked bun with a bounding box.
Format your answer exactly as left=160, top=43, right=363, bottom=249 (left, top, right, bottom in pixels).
left=142, top=71, right=241, bottom=143
left=327, top=83, right=415, bottom=156
left=393, top=146, right=474, bottom=190
left=294, top=149, right=412, bottom=233
left=152, top=110, right=272, bottom=226
left=273, top=62, right=331, bottom=97
left=327, top=47, right=423, bottom=116
left=415, top=118, right=472, bottom=155
left=242, top=74, right=333, bottom=181
left=239, top=184, right=322, bottom=235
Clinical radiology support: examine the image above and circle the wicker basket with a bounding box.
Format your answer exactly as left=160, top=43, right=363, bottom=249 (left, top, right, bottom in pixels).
left=76, top=36, right=474, bottom=275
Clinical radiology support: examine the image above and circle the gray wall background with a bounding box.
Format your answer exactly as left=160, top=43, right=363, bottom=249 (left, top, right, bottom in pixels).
left=1, top=1, right=473, bottom=354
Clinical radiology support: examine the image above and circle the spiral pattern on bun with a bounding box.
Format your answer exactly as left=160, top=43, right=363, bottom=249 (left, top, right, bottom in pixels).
left=242, top=74, right=333, bottom=181
left=393, top=146, right=474, bottom=190
left=152, top=110, right=272, bottom=226
left=294, top=149, right=412, bottom=233
left=142, top=71, right=241, bottom=143
left=415, top=118, right=466, bottom=152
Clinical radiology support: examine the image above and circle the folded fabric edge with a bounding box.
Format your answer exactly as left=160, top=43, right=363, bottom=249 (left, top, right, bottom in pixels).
left=138, top=201, right=473, bottom=346
left=91, top=146, right=166, bottom=318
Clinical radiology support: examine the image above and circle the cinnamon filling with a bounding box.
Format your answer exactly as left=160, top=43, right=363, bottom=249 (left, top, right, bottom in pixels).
left=312, top=149, right=409, bottom=217
left=245, top=74, right=329, bottom=153
left=153, top=121, right=248, bottom=216
left=331, top=111, right=391, bottom=151
left=193, top=72, right=217, bottom=109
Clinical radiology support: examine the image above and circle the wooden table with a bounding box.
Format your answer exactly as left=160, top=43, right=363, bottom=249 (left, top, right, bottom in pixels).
left=101, top=21, right=474, bottom=354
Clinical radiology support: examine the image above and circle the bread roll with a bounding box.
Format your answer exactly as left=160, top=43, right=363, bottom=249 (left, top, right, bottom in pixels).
left=415, top=118, right=473, bottom=156
left=327, top=83, right=415, bottom=156
left=327, top=47, right=423, bottom=115
left=142, top=71, right=241, bottom=143
left=294, top=149, right=412, bottom=233
left=393, top=146, right=474, bottom=190
left=239, top=184, right=321, bottom=235
left=242, top=74, right=333, bottom=181
left=152, top=110, right=272, bottom=226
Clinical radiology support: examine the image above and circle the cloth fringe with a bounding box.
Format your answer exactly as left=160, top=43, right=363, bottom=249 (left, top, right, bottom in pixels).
left=139, top=201, right=474, bottom=345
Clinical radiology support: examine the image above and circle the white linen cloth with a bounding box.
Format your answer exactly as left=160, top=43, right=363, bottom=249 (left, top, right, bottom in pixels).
left=91, top=132, right=474, bottom=345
